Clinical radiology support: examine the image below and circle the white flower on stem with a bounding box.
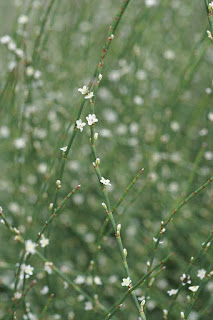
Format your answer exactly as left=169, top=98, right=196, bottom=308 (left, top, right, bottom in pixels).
left=84, top=301, right=93, bottom=310
left=208, top=112, right=213, bottom=121
left=121, top=277, right=131, bottom=287
left=180, top=273, right=191, bottom=286
left=98, top=74, right=103, bottom=82
left=0, top=35, right=11, bottom=44
left=18, top=15, right=29, bottom=24
left=78, top=85, right=89, bottom=95
left=40, top=285, right=49, bottom=295
left=74, top=275, right=85, bottom=285
left=94, top=276, right=102, bottom=285
left=44, top=262, right=53, bottom=274
left=24, top=265, right=34, bottom=278
left=86, top=114, right=98, bottom=125
left=76, top=119, right=86, bottom=132
left=180, top=311, right=185, bottom=319
left=39, top=234, right=49, bottom=248
left=208, top=2, right=213, bottom=10
left=100, top=177, right=111, bottom=186
left=60, top=146, right=67, bottom=152
left=25, top=240, right=37, bottom=254
left=207, top=30, right=213, bottom=40
left=167, top=288, right=178, bottom=296
left=84, top=91, right=94, bottom=99
left=197, top=269, right=206, bottom=280
left=13, top=292, right=22, bottom=300
left=188, top=285, right=199, bottom=292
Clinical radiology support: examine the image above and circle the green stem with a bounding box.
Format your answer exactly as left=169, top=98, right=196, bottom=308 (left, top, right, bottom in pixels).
left=168, top=231, right=213, bottom=316
left=146, top=176, right=213, bottom=291
left=104, top=253, right=173, bottom=320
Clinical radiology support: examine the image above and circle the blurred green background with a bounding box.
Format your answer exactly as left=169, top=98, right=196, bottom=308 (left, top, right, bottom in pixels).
left=0, top=0, right=213, bottom=319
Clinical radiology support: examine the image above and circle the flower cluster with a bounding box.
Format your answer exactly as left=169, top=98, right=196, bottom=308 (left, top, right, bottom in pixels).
left=78, top=85, right=94, bottom=100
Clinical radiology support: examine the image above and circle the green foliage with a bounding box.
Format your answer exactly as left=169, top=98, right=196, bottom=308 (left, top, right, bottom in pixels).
left=0, top=0, right=213, bottom=319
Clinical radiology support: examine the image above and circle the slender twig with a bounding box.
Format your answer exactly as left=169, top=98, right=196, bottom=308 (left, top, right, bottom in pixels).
left=167, top=231, right=213, bottom=316
left=145, top=176, right=213, bottom=292
left=104, top=253, right=173, bottom=320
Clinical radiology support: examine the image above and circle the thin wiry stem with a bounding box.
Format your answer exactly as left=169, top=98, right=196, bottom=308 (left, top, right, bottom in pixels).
left=104, top=253, right=173, bottom=320
left=145, top=176, right=213, bottom=292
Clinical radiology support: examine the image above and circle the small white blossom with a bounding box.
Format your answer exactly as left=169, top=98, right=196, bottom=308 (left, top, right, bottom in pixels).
left=180, top=311, right=185, bottom=319
left=14, top=137, right=26, bottom=149
left=76, top=119, right=86, bottom=132
left=84, top=91, right=94, bottom=99
left=18, top=15, right=29, bottom=24
left=25, top=240, right=37, bottom=254
left=15, top=48, right=24, bottom=58
left=44, top=262, right=53, bottom=274
left=86, top=114, right=98, bottom=125
left=94, top=276, right=102, bottom=285
left=167, top=289, right=178, bottom=296
left=13, top=292, right=22, bottom=300
left=180, top=273, right=191, bottom=286
left=78, top=85, right=89, bottom=95
left=197, top=269, right=206, bottom=280
left=40, top=285, right=49, bottom=295
left=98, top=74, right=103, bottom=82
left=121, top=277, right=131, bottom=287
left=208, top=112, right=213, bottom=121
left=207, top=30, right=213, bottom=40
left=100, top=177, right=111, bottom=186
left=0, top=35, right=11, bottom=44
left=26, top=66, right=34, bottom=77
left=84, top=301, right=93, bottom=310
left=208, top=2, right=213, bottom=10
left=145, top=0, right=158, bottom=7
left=24, top=265, right=34, bottom=278
left=188, top=285, right=199, bottom=292
left=39, top=234, right=49, bottom=248
left=74, top=275, right=85, bottom=285
left=60, top=146, right=67, bottom=152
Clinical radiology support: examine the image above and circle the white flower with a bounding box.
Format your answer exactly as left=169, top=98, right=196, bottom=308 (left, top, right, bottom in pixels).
left=74, top=275, right=85, bottom=285
left=121, top=277, right=131, bottom=287
left=18, top=15, right=29, bottom=24
left=0, top=35, right=11, bottom=44
left=13, top=292, right=22, bottom=300
left=100, top=177, right=111, bottom=186
left=209, top=2, right=213, bottom=9
left=98, top=74, right=103, bottom=82
left=39, top=234, right=49, bottom=248
left=84, top=91, right=94, bottom=99
left=76, top=119, right=86, bottom=132
left=180, top=273, right=191, bottom=286
left=14, top=137, right=26, bottom=149
left=84, top=301, right=93, bottom=310
left=188, top=285, right=199, bottom=292
left=60, top=146, right=67, bottom=152
left=94, top=276, right=102, bottom=285
left=26, top=66, right=34, bottom=77
left=167, top=289, right=178, bottom=296
left=78, top=85, right=89, bottom=95
left=207, top=30, right=213, bottom=39
left=197, top=269, right=206, bottom=280
left=15, top=48, right=24, bottom=58
left=25, top=240, right=37, bottom=254
left=24, top=265, right=34, bottom=278
left=180, top=311, right=185, bottom=319
left=145, top=0, right=158, bottom=7
left=40, top=285, right=49, bottom=295
left=86, top=114, right=98, bottom=125
left=44, top=262, right=53, bottom=274
left=208, top=112, right=213, bottom=121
